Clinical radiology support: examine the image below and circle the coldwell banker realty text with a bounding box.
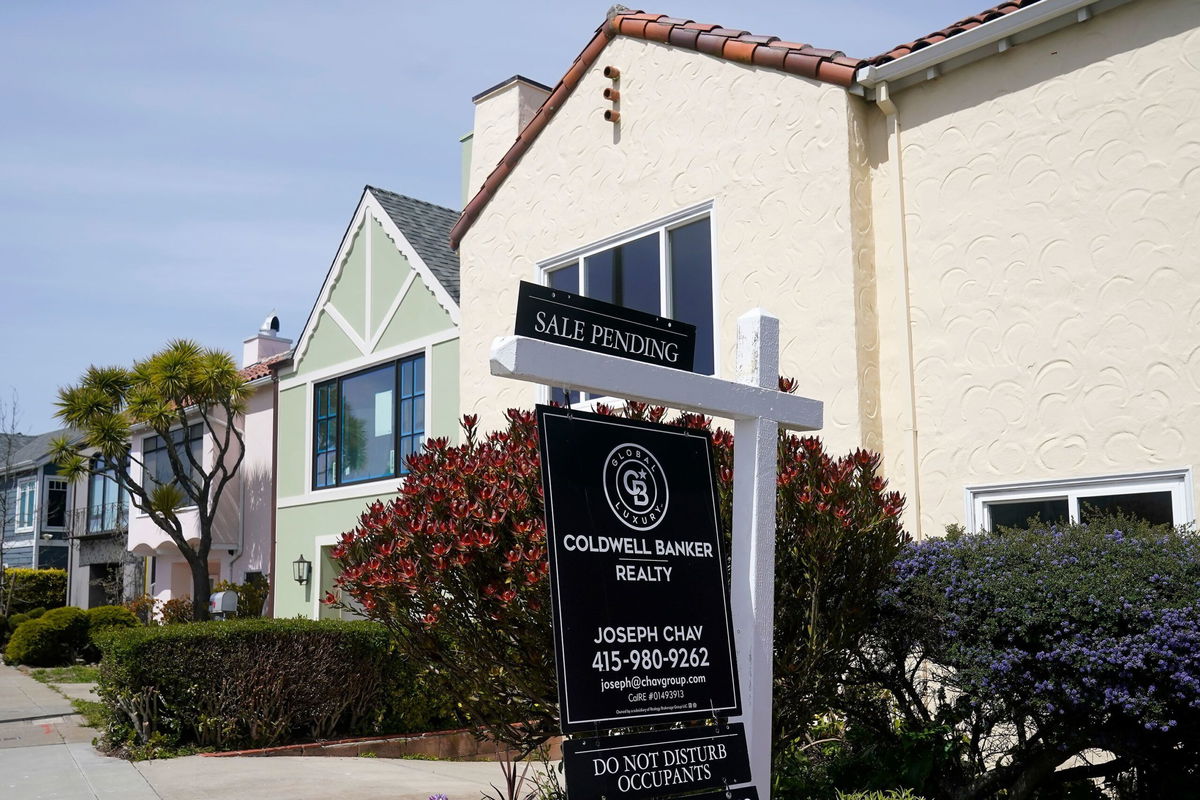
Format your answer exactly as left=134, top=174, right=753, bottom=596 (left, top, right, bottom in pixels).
left=537, top=407, right=741, bottom=733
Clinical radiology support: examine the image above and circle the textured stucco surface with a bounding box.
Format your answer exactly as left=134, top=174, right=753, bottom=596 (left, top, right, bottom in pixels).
left=459, top=36, right=865, bottom=453
left=873, top=0, right=1200, bottom=533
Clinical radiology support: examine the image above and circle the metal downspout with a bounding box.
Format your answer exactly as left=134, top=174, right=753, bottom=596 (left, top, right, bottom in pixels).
left=876, top=82, right=924, bottom=539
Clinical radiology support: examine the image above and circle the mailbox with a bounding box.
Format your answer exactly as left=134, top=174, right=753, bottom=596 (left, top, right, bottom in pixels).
left=208, top=591, right=238, bottom=620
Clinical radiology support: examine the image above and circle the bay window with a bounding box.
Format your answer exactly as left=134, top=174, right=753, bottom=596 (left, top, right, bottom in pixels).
left=88, top=458, right=127, bottom=533
left=313, top=352, right=426, bottom=489
left=143, top=424, right=203, bottom=497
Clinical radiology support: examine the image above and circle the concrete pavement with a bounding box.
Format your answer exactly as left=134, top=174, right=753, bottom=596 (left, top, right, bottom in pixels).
left=0, top=663, right=548, bottom=799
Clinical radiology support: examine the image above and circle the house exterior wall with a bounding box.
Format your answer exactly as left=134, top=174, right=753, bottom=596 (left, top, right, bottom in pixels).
left=458, top=36, right=870, bottom=457
left=870, top=0, right=1200, bottom=534
left=273, top=208, right=459, bottom=619
left=1, top=463, right=69, bottom=571
left=125, top=389, right=276, bottom=607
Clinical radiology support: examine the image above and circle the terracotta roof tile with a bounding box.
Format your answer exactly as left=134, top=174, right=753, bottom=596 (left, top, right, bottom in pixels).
left=866, top=0, right=1044, bottom=66
left=239, top=351, right=292, bottom=382
left=449, top=0, right=1051, bottom=249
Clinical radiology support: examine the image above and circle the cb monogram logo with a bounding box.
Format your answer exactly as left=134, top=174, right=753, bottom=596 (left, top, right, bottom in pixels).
left=603, top=443, right=668, bottom=531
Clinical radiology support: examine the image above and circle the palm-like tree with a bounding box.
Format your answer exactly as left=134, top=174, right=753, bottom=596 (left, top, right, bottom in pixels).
left=52, top=340, right=250, bottom=621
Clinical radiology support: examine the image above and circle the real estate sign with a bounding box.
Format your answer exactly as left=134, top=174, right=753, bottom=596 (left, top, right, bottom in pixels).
left=563, top=724, right=752, bottom=800
left=516, top=281, right=696, bottom=371
left=537, top=405, right=741, bottom=733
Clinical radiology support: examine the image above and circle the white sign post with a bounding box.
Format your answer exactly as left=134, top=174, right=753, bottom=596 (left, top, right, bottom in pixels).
left=490, top=308, right=823, bottom=800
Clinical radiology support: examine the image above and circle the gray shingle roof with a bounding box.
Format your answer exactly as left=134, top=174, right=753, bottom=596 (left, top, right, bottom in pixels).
left=367, top=186, right=460, bottom=304
left=0, top=427, right=79, bottom=474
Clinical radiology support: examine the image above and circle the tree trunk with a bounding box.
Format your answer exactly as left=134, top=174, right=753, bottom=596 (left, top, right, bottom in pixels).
left=189, top=555, right=211, bottom=622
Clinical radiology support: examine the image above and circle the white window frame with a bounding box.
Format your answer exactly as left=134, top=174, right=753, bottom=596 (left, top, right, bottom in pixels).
left=964, top=468, right=1194, bottom=532
left=536, top=200, right=719, bottom=406
left=43, top=476, right=68, bottom=531
left=15, top=477, right=37, bottom=532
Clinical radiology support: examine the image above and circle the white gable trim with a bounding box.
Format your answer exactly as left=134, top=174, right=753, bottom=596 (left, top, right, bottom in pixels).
left=293, top=195, right=370, bottom=366
left=368, top=268, right=419, bottom=353
left=290, top=189, right=461, bottom=373
left=322, top=304, right=369, bottom=356
left=362, top=192, right=461, bottom=326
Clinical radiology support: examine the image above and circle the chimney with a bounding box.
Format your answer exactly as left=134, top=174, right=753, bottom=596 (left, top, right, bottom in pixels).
left=242, top=310, right=291, bottom=367
left=462, top=75, right=552, bottom=203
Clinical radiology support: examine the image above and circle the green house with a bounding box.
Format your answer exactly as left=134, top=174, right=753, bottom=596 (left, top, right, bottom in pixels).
left=273, top=186, right=460, bottom=618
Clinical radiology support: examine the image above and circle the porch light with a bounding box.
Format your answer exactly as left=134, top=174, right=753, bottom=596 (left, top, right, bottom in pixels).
left=292, top=554, right=312, bottom=585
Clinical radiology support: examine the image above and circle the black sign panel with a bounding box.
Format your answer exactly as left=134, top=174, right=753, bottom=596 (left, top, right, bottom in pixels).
left=538, top=406, right=741, bottom=732
left=564, top=724, right=752, bottom=800
left=515, top=281, right=696, bottom=371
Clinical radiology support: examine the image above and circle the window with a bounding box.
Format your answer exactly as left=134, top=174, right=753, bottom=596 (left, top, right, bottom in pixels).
left=967, top=469, right=1192, bottom=531
left=15, top=477, right=36, bottom=531
left=544, top=213, right=713, bottom=404
left=44, top=477, right=67, bottom=529
left=313, top=352, right=426, bottom=489
left=88, top=458, right=127, bottom=533
left=143, top=424, right=203, bottom=495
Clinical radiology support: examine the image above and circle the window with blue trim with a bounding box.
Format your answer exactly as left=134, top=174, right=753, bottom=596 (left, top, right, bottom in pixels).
left=313, top=352, right=426, bottom=489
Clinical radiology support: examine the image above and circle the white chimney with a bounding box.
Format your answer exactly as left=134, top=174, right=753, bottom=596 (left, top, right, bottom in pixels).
left=242, top=310, right=291, bottom=367
left=464, top=75, right=551, bottom=202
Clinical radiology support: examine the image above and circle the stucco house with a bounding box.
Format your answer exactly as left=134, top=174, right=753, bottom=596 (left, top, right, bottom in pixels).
left=272, top=186, right=460, bottom=619
left=450, top=0, right=1200, bottom=539
left=125, top=316, right=290, bottom=611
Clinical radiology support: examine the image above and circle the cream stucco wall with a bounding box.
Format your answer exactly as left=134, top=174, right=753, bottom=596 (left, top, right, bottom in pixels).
left=459, top=36, right=872, bottom=456
left=871, top=0, right=1200, bottom=533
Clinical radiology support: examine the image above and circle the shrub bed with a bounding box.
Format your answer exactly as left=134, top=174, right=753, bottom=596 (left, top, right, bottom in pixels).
left=94, top=618, right=452, bottom=754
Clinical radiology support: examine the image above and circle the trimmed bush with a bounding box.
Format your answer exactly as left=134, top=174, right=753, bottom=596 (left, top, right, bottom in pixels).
left=5, top=619, right=59, bottom=666
left=3, top=568, right=67, bottom=613
left=9, top=613, right=30, bottom=629
left=94, top=618, right=450, bottom=753
left=87, top=605, right=140, bottom=633
left=0, top=615, right=8, bottom=647
left=27, top=607, right=46, bottom=619
left=4, top=606, right=91, bottom=666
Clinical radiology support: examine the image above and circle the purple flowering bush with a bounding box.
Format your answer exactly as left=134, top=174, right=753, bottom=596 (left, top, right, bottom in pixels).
left=845, top=517, right=1200, bottom=799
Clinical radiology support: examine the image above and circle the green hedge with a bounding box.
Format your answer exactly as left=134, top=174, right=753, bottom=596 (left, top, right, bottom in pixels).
left=3, top=569, right=67, bottom=613
left=95, top=618, right=453, bottom=753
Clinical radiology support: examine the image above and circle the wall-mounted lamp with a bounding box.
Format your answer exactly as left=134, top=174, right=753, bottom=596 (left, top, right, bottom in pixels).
left=292, top=554, right=312, bottom=586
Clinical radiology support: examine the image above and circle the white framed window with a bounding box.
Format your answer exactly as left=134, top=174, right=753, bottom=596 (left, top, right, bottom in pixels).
left=16, top=477, right=37, bottom=531
left=965, top=468, right=1193, bottom=532
left=43, top=477, right=68, bottom=530
left=540, top=203, right=716, bottom=404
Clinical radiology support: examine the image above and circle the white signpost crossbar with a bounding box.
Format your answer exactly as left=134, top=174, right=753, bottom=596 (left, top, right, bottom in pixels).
left=490, top=308, right=823, bottom=800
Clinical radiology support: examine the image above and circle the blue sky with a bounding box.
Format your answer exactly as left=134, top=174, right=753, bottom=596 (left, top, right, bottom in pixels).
left=1, top=1, right=991, bottom=434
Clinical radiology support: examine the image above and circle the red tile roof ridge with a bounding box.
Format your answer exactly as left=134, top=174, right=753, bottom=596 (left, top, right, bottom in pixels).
left=448, top=0, right=1048, bottom=249
left=867, top=0, right=1044, bottom=65
left=238, top=350, right=292, bottom=382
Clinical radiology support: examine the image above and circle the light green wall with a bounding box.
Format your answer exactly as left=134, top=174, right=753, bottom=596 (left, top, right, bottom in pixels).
left=431, top=339, right=460, bottom=443
left=276, top=385, right=308, bottom=499
left=370, top=218, right=411, bottom=330
left=375, top=279, right=451, bottom=349
left=274, top=203, right=460, bottom=619
left=326, top=226, right=367, bottom=339
left=274, top=498, right=380, bottom=618
left=299, top=311, right=361, bottom=374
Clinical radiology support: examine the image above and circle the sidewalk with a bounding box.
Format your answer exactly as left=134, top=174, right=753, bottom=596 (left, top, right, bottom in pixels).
left=0, top=663, right=539, bottom=799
